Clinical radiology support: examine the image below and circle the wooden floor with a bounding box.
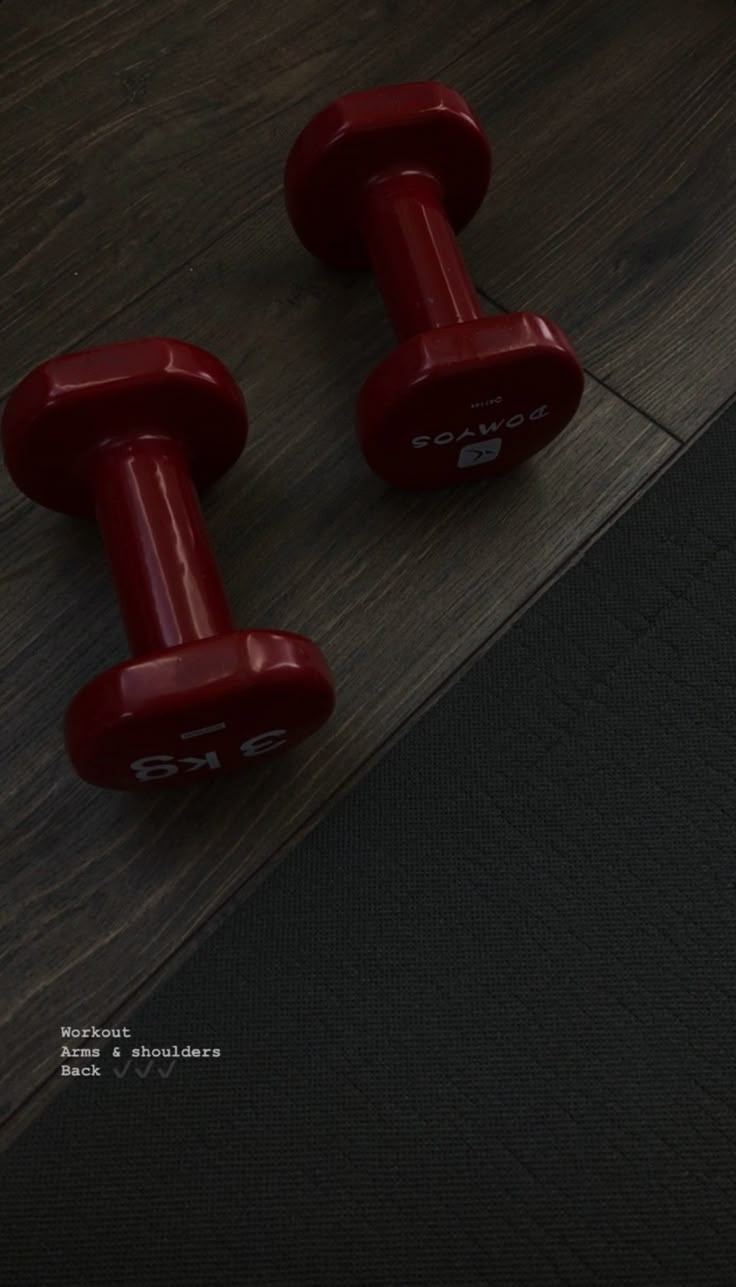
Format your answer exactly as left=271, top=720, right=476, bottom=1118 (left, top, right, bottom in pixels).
left=1, top=0, right=734, bottom=1143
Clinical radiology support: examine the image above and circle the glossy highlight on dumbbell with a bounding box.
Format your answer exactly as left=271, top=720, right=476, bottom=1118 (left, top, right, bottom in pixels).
left=286, top=81, right=585, bottom=488
left=1, top=339, right=335, bottom=789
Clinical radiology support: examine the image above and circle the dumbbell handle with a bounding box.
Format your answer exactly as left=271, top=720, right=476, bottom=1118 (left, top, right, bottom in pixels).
left=360, top=169, right=485, bottom=342
left=92, top=435, right=234, bottom=656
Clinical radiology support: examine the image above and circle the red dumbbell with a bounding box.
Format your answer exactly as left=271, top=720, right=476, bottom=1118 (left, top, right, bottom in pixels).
left=286, top=81, right=585, bottom=488
left=1, top=339, right=335, bottom=790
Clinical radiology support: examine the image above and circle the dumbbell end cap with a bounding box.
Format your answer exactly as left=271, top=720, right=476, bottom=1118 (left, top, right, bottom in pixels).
left=285, top=81, right=491, bottom=269
left=357, top=315, right=585, bottom=488
left=1, top=338, right=248, bottom=516
left=65, top=629, right=336, bottom=790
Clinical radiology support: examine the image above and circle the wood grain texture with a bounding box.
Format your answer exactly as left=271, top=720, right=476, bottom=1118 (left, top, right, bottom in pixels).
left=0, top=0, right=726, bottom=1138
left=457, top=0, right=736, bottom=435
left=0, top=0, right=516, bottom=395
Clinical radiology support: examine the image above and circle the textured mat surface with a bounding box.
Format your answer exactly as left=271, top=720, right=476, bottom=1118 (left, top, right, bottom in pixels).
left=2, top=410, right=736, bottom=1286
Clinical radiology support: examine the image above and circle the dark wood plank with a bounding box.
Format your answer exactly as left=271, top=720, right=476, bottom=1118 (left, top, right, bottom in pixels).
left=453, top=0, right=736, bottom=434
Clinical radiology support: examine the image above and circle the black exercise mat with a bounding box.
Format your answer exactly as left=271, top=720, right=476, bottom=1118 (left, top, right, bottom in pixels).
left=2, top=412, right=736, bottom=1287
